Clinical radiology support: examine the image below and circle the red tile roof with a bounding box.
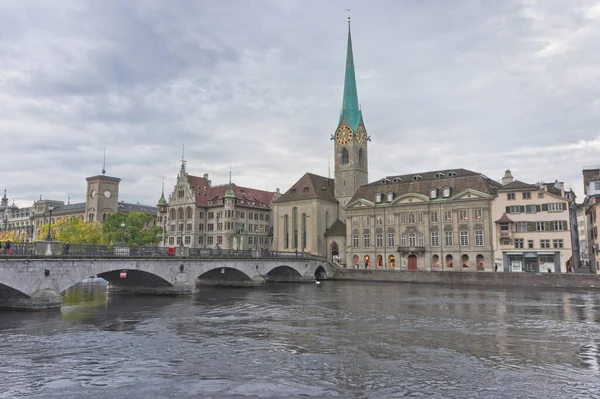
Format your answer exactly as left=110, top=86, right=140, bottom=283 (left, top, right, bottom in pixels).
left=274, top=173, right=336, bottom=204
left=186, top=175, right=275, bottom=209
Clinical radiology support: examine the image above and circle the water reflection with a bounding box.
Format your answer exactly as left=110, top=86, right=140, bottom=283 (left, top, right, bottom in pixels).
left=1, top=281, right=600, bottom=398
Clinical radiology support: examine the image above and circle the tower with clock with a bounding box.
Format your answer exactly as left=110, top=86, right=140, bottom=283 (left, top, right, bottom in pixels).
left=85, top=169, right=121, bottom=223
left=333, top=17, right=369, bottom=217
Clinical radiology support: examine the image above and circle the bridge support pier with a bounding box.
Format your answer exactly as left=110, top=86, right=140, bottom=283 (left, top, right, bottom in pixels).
left=197, top=274, right=266, bottom=287
left=1, top=289, right=63, bottom=311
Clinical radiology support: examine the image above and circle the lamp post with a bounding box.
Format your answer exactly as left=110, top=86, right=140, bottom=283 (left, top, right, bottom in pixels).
left=161, top=219, right=166, bottom=247
left=216, top=213, right=220, bottom=248
left=120, top=221, right=125, bottom=245
left=45, top=205, right=54, bottom=241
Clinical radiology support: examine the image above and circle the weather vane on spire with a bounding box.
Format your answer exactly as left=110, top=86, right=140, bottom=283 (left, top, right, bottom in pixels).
left=347, top=8, right=351, bottom=21
left=102, top=148, right=106, bottom=175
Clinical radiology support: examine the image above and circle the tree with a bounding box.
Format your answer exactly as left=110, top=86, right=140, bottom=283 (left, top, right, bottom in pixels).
left=36, top=218, right=105, bottom=244
left=0, top=231, right=24, bottom=243
left=103, top=212, right=162, bottom=246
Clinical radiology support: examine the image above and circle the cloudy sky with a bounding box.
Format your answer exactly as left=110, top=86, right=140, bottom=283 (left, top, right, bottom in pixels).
left=2, top=0, right=600, bottom=208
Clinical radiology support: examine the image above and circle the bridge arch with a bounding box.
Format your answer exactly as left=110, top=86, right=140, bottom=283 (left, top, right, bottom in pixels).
left=266, top=265, right=303, bottom=281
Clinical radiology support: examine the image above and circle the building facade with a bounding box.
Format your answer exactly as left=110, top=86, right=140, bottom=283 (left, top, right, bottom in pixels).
left=0, top=191, right=35, bottom=240
left=492, top=171, right=571, bottom=273
left=162, top=161, right=276, bottom=250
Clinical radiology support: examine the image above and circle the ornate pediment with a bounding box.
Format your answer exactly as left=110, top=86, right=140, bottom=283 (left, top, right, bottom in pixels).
left=452, top=189, right=493, bottom=202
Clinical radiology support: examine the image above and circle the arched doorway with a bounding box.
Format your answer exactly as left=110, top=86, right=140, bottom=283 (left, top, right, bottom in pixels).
left=476, top=254, right=484, bottom=270
left=330, top=241, right=339, bottom=261
left=461, top=254, right=470, bottom=268
left=364, top=255, right=370, bottom=269
left=432, top=254, right=440, bottom=268
left=408, top=255, right=417, bottom=271
left=446, top=254, right=454, bottom=268
left=353, top=255, right=359, bottom=269
left=388, top=255, right=396, bottom=268
left=377, top=255, right=383, bottom=267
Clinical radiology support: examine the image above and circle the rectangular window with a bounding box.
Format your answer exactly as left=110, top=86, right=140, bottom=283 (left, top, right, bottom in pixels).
left=553, top=221, right=564, bottom=230
left=417, top=212, right=423, bottom=224
left=408, top=234, right=416, bottom=247
left=176, top=237, right=182, bottom=245
left=217, top=236, right=223, bottom=245
left=475, top=230, right=484, bottom=246
left=364, top=234, right=371, bottom=248
left=184, top=236, right=191, bottom=245
left=431, top=231, right=439, bottom=247
left=169, top=237, right=174, bottom=245
left=507, top=193, right=515, bottom=200
left=526, top=205, right=537, bottom=213
left=473, top=209, right=483, bottom=221
left=430, top=212, right=438, bottom=223
left=514, top=238, right=524, bottom=249
left=376, top=233, right=383, bottom=247
left=186, top=223, right=192, bottom=232
left=537, top=192, right=544, bottom=199
left=553, top=239, right=563, bottom=248
left=199, top=236, right=204, bottom=245
left=460, top=230, right=469, bottom=246
left=516, top=221, right=527, bottom=232
left=208, top=223, right=214, bottom=231
left=444, top=211, right=452, bottom=222
left=351, top=216, right=359, bottom=227
left=207, top=236, right=214, bottom=245
left=401, top=234, right=407, bottom=247
left=208, top=212, right=214, bottom=219
left=509, top=206, right=521, bottom=214
left=418, top=233, right=424, bottom=247
left=376, top=215, right=383, bottom=225
left=387, top=214, right=395, bottom=225
left=528, top=240, right=534, bottom=249
left=540, top=239, right=550, bottom=248
left=352, top=234, right=359, bottom=248
left=198, top=223, right=204, bottom=231
left=596, top=182, right=600, bottom=190
left=459, top=210, right=468, bottom=221
left=408, top=213, right=416, bottom=224
left=536, top=222, right=545, bottom=231
left=445, top=231, right=453, bottom=246
left=400, top=213, right=406, bottom=224
left=387, top=233, right=395, bottom=247
left=547, top=203, right=562, bottom=211
left=523, top=192, right=531, bottom=199
left=363, top=216, right=370, bottom=226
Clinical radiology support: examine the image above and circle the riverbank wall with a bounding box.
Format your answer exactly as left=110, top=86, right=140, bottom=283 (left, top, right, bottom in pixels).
left=332, top=269, right=600, bottom=289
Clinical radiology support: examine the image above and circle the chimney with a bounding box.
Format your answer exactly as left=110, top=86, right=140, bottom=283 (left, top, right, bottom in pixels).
left=203, top=173, right=209, bottom=180
left=502, top=169, right=514, bottom=185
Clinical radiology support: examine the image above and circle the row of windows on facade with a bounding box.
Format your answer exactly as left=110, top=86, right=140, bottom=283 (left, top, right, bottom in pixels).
left=3, top=220, right=34, bottom=228
left=513, top=238, right=564, bottom=249
left=169, top=222, right=268, bottom=233
left=168, top=209, right=269, bottom=222
left=350, top=209, right=485, bottom=227
left=505, top=203, right=566, bottom=214
left=506, top=192, right=548, bottom=200
left=350, top=230, right=487, bottom=248
left=499, top=220, right=568, bottom=232
left=177, top=189, right=266, bottom=207
left=354, top=252, right=483, bottom=269
left=168, top=235, right=269, bottom=246
left=374, top=187, right=453, bottom=204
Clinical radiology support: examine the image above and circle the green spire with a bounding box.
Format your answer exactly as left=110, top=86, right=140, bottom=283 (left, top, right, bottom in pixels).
left=339, top=19, right=362, bottom=131
left=225, top=169, right=235, bottom=198
left=158, top=180, right=167, bottom=205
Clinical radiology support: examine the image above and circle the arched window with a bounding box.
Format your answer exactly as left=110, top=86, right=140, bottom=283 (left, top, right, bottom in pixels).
left=292, top=207, right=298, bottom=248
left=408, top=213, right=415, bottom=224
left=102, top=213, right=107, bottom=222
left=177, top=208, right=184, bottom=221
left=476, top=254, right=484, bottom=270
left=358, top=148, right=364, bottom=167
left=186, top=207, right=193, bottom=219
left=409, top=233, right=416, bottom=247
left=301, top=213, right=307, bottom=249
left=353, top=254, right=359, bottom=267
left=446, top=254, right=454, bottom=268
left=388, top=255, right=396, bottom=268
left=377, top=255, right=383, bottom=267
left=432, top=254, right=440, bottom=268
left=341, top=148, right=349, bottom=164
left=284, top=215, right=289, bottom=249
left=170, top=209, right=176, bottom=220
left=364, top=255, right=371, bottom=267
left=462, top=254, right=470, bottom=268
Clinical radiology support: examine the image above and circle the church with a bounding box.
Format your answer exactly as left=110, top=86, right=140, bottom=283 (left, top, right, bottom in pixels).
left=272, top=18, right=499, bottom=271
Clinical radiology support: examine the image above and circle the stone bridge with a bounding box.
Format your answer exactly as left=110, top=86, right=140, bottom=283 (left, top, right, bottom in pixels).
left=0, top=256, right=331, bottom=311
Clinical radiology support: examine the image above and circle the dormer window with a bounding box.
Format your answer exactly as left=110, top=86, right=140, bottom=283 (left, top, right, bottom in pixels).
left=442, top=187, right=451, bottom=198
left=447, top=171, right=457, bottom=177
left=375, top=193, right=383, bottom=203
left=412, top=175, right=422, bottom=181
left=392, top=177, right=402, bottom=183
left=386, top=192, right=395, bottom=202
left=429, top=188, right=438, bottom=199
left=434, top=172, right=445, bottom=179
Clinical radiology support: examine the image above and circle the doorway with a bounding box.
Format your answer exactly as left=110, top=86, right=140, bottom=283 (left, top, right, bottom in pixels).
left=408, top=255, right=418, bottom=271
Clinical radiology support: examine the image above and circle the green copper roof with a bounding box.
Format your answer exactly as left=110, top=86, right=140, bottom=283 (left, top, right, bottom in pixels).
left=158, top=183, right=167, bottom=205
left=339, top=20, right=362, bottom=132
left=224, top=185, right=236, bottom=198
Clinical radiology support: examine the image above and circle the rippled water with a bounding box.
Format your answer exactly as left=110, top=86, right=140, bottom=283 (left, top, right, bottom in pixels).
left=1, top=281, right=600, bottom=398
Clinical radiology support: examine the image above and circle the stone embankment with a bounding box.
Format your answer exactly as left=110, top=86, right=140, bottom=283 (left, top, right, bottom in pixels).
left=332, top=269, right=600, bottom=289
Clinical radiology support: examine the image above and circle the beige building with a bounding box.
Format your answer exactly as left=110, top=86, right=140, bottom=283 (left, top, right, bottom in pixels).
left=161, top=161, right=277, bottom=250
left=0, top=191, right=35, bottom=240
left=582, top=167, right=600, bottom=273
left=345, top=169, right=498, bottom=271
left=492, top=170, right=571, bottom=273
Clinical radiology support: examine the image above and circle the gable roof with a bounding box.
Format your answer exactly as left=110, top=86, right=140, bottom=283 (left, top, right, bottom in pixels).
left=274, top=173, right=337, bottom=204
left=186, top=175, right=275, bottom=209
left=498, top=180, right=538, bottom=191
left=325, top=219, right=346, bottom=237
left=350, top=168, right=500, bottom=203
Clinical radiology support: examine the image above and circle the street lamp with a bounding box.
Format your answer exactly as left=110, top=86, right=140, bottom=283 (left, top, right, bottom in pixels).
left=45, top=205, right=54, bottom=241
left=120, top=221, right=125, bottom=245
left=216, top=213, right=220, bottom=248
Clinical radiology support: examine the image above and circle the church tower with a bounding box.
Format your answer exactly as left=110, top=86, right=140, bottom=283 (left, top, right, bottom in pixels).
left=333, top=17, right=368, bottom=216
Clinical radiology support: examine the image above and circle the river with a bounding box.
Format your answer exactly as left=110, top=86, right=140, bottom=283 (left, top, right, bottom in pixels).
left=0, top=281, right=599, bottom=398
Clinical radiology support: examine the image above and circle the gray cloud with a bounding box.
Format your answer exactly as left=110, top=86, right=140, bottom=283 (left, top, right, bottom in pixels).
left=1, top=0, right=600, bottom=207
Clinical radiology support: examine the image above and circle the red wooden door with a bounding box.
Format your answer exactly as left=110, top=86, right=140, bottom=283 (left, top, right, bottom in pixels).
left=408, top=255, right=418, bottom=271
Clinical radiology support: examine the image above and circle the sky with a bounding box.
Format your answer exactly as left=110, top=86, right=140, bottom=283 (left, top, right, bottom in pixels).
left=2, top=0, right=600, bottom=208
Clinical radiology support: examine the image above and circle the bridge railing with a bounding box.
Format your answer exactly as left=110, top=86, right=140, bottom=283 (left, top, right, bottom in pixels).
left=62, top=244, right=171, bottom=257
left=0, top=242, right=35, bottom=256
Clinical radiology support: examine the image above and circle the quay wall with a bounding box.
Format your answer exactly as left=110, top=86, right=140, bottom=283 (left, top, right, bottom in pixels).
left=332, top=269, right=600, bottom=289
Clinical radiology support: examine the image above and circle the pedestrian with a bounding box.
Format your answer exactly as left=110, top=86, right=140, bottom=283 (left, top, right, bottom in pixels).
left=5, top=240, right=12, bottom=255
left=64, top=241, right=71, bottom=255
left=494, top=263, right=498, bottom=272
left=295, top=248, right=298, bottom=257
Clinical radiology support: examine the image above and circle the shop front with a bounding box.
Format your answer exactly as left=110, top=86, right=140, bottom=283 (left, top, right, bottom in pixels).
left=504, top=252, right=558, bottom=273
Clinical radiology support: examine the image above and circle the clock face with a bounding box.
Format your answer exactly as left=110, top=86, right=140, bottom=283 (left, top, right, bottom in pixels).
left=104, top=190, right=112, bottom=199
left=90, top=189, right=97, bottom=198
left=356, top=126, right=367, bottom=145
left=335, top=126, right=353, bottom=145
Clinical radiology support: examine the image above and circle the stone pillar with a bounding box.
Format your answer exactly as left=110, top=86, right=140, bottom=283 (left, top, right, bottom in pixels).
left=175, top=246, right=190, bottom=257
left=34, top=241, right=62, bottom=256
